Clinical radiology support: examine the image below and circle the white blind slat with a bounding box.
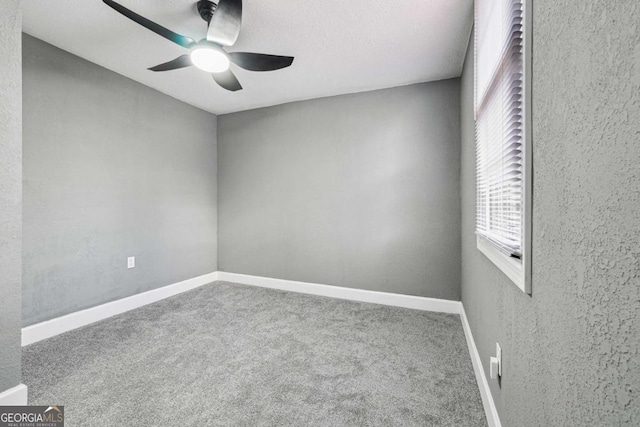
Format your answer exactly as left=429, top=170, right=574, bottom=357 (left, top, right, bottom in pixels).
left=475, top=0, right=525, bottom=257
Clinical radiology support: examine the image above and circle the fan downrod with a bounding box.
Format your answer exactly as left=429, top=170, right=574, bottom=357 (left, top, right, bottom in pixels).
left=196, top=0, right=218, bottom=23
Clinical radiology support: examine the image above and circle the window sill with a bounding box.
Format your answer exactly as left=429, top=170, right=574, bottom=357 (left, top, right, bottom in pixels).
left=476, top=235, right=526, bottom=293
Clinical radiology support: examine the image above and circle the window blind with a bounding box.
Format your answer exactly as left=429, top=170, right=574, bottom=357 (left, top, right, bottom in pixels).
left=475, top=0, right=525, bottom=258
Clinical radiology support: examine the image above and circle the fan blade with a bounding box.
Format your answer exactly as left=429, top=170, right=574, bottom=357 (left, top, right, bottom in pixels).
left=103, top=0, right=195, bottom=49
left=148, top=55, right=192, bottom=72
left=229, top=52, right=294, bottom=71
left=212, top=69, right=243, bottom=91
left=206, top=0, right=242, bottom=47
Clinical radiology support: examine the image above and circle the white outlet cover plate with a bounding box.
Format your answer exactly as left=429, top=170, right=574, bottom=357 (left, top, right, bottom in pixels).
left=496, top=342, right=502, bottom=377
left=127, top=257, right=135, bottom=269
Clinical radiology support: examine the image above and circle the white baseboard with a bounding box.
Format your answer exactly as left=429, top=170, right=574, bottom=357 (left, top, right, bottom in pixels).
left=22, top=272, right=218, bottom=346
left=460, top=305, right=502, bottom=427
left=0, top=384, right=28, bottom=406
left=216, top=271, right=462, bottom=314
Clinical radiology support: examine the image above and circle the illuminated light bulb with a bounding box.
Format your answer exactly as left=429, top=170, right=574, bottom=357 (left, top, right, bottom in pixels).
left=190, top=45, right=230, bottom=73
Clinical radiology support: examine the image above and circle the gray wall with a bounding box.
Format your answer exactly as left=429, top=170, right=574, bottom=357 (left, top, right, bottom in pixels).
left=22, top=35, right=218, bottom=326
left=0, top=0, right=22, bottom=394
left=461, top=1, right=640, bottom=425
left=218, top=81, right=461, bottom=300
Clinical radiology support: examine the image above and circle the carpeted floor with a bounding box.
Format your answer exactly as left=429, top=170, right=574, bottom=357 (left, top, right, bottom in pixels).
left=23, top=281, right=487, bottom=426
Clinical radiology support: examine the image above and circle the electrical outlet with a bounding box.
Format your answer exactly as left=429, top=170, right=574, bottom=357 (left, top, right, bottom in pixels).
left=127, top=256, right=135, bottom=269
left=490, top=342, right=502, bottom=380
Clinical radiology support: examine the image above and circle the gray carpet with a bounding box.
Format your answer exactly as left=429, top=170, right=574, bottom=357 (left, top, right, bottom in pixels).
left=23, top=281, right=487, bottom=426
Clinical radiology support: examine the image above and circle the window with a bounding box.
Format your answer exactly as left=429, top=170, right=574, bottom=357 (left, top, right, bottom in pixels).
left=475, top=0, right=531, bottom=293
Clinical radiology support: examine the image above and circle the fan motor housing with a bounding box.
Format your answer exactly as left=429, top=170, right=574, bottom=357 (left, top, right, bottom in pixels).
left=197, top=0, right=218, bottom=23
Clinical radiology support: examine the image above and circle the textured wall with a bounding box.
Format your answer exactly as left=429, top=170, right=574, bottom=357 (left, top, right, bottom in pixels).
left=218, top=81, right=461, bottom=300
left=22, top=35, right=218, bottom=326
left=460, top=1, right=640, bottom=425
left=0, top=0, right=22, bottom=394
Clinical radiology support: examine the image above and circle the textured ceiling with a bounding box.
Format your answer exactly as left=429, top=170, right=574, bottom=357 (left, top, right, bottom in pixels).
left=22, top=0, right=473, bottom=115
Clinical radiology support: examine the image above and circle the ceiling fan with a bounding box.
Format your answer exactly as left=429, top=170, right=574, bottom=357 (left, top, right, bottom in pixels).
left=102, top=0, right=294, bottom=92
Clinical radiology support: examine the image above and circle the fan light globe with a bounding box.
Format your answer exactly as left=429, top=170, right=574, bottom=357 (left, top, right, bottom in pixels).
left=190, top=46, right=230, bottom=73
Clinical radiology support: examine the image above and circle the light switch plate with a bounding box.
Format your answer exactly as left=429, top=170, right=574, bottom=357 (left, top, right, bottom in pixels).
left=496, top=342, right=502, bottom=377
left=127, top=256, right=135, bottom=269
